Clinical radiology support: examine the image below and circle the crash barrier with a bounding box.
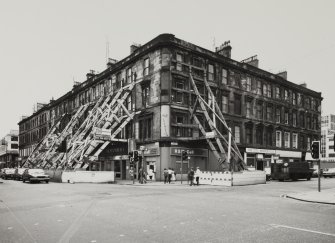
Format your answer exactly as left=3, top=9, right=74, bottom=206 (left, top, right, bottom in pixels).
left=232, top=170, right=266, bottom=186
left=61, top=171, right=115, bottom=183
left=44, top=169, right=63, bottom=182
left=196, top=170, right=266, bottom=186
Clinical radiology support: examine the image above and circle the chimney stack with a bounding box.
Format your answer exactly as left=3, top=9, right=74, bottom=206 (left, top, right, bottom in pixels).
left=130, top=43, right=142, bottom=54
left=241, top=55, right=259, bottom=68
left=216, top=41, right=232, bottom=58
left=107, top=58, right=118, bottom=68
left=86, top=70, right=95, bottom=80
left=277, top=71, right=287, bottom=80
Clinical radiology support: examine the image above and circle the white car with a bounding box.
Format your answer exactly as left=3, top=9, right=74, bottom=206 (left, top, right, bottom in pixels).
left=323, top=168, right=335, bottom=178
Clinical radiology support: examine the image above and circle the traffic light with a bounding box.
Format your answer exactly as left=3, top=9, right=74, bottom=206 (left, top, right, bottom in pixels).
left=133, top=150, right=139, bottom=162
left=182, top=150, right=188, bottom=161
left=311, top=141, right=320, bottom=159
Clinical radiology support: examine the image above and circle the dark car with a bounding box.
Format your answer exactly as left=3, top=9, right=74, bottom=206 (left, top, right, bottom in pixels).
left=14, top=168, right=26, bottom=181
left=0, top=168, right=16, bottom=180
left=22, top=169, right=49, bottom=183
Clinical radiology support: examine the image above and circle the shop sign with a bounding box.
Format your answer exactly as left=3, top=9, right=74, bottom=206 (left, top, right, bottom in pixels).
left=246, top=148, right=276, bottom=154
left=143, top=148, right=159, bottom=156
left=256, top=154, right=264, bottom=159
left=171, top=148, right=207, bottom=157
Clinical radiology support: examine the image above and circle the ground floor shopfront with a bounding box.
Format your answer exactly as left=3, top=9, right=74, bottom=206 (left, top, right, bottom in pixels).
left=243, top=147, right=303, bottom=172
left=95, top=141, right=217, bottom=181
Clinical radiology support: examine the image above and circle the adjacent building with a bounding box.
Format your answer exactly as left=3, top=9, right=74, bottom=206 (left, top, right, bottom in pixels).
left=0, top=130, right=19, bottom=168
left=18, top=34, right=322, bottom=180
left=321, top=114, right=335, bottom=160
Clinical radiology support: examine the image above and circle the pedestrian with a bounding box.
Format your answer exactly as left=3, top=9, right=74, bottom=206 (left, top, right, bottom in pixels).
left=138, top=168, right=143, bottom=184
left=142, top=170, right=147, bottom=184
left=171, top=168, right=176, bottom=181
left=168, top=168, right=172, bottom=184
left=195, top=166, right=201, bottom=186
left=129, top=167, right=134, bottom=180
left=189, top=167, right=194, bottom=186
left=163, top=168, right=168, bottom=184
left=148, top=168, right=154, bottom=180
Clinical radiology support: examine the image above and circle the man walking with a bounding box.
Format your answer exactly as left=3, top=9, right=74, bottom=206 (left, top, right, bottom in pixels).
left=189, top=168, right=194, bottom=186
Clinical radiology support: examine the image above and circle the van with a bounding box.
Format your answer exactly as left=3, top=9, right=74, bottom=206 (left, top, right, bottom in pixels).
left=271, top=162, right=313, bottom=181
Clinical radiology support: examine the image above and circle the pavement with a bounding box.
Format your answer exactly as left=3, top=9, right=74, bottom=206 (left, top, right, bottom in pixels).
left=284, top=188, right=335, bottom=205
left=117, top=179, right=335, bottom=205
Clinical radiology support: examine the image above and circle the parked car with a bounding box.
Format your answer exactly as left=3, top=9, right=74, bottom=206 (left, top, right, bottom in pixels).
left=323, top=168, right=335, bottom=178
left=13, top=168, right=26, bottom=181
left=0, top=168, right=16, bottom=180
left=22, top=169, right=49, bottom=183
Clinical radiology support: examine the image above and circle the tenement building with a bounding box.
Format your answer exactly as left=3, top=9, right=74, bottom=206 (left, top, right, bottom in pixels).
left=18, top=34, right=322, bottom=180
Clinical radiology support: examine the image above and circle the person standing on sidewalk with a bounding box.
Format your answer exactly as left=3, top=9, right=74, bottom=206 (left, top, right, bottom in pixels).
left=163, top=168, right=168, bottom=184
left=189, top=168, right=194, bottom=186
left=195, top=167, right=201, bottom=186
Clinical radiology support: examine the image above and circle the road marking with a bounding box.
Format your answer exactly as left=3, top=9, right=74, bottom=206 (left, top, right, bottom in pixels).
left=90, top=240, right=97, bottom=243
left=57, top=219, right=63, bottom=222
left=57, top=200, right=96, bottom=243
left=1, top=200, right=37, bottom=242
left=119, top=234, right=125, bottom=237
left=270, top=224, right=335, bottom=237
left=34, top=223, right=39, bottom=226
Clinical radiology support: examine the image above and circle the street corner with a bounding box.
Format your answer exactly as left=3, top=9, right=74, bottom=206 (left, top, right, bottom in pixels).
left=285, top=189, right=335, bottom=205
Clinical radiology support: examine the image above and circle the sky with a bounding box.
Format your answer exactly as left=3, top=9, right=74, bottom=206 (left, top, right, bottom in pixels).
left=0, top=0, right=335, bottom=137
